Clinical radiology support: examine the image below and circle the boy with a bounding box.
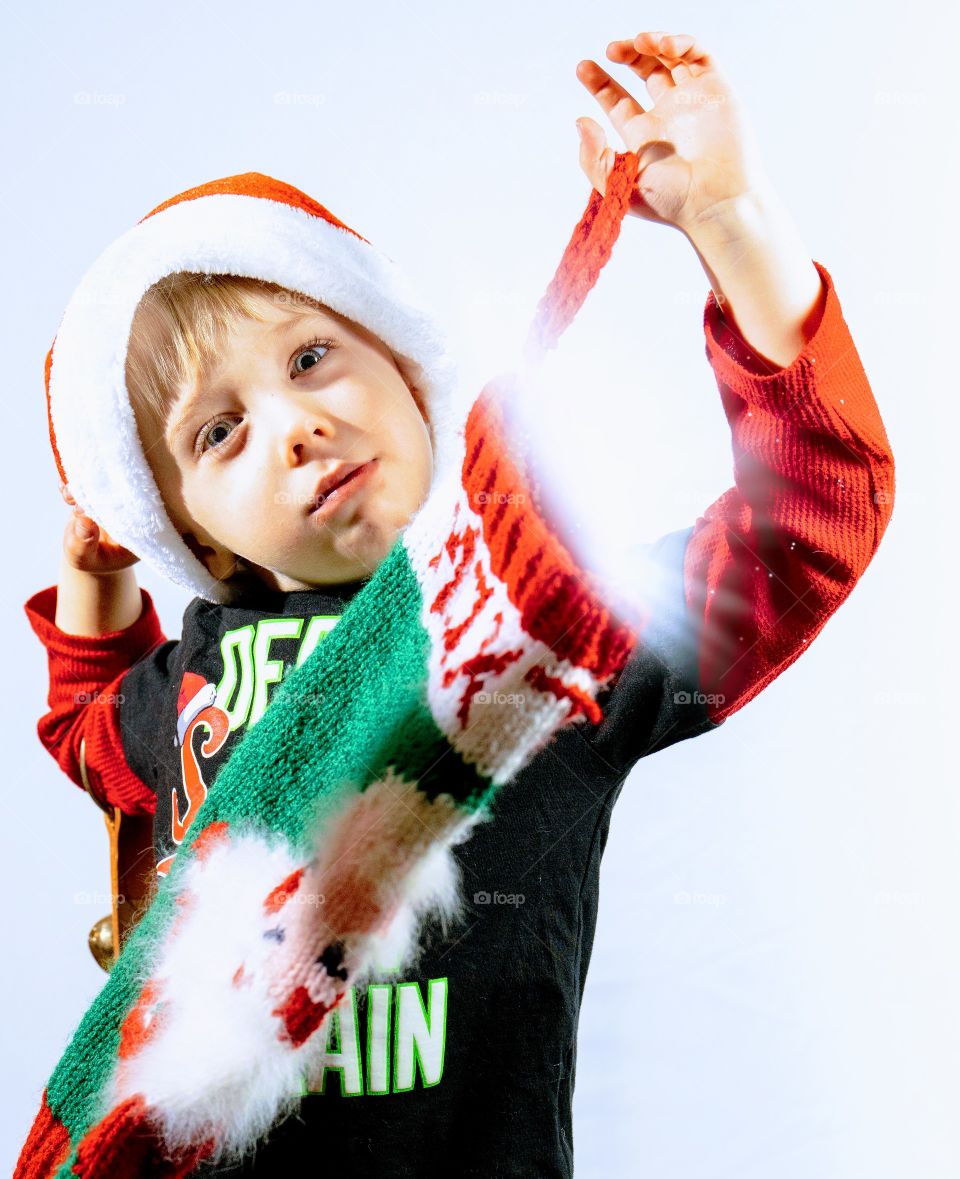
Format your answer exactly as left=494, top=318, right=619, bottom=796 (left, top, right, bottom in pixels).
left=23, top=31, right=894, bottom=1177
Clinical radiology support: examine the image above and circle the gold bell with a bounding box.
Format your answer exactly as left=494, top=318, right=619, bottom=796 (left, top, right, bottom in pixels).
left=88, top=915, right=116, bottom=973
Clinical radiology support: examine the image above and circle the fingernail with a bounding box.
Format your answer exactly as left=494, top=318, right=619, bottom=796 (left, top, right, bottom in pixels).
left=75, top=518, right=95, bottom=539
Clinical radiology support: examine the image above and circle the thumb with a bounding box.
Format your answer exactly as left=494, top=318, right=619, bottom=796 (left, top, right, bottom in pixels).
left=73, top=511, right=98, bottom=541
left=576, top=117, right=615, bottom=197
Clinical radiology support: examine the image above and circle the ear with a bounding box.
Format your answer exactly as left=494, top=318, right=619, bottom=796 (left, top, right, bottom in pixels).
left=408, top=383, right=430, bottom=426
left=181, top=529, right=242, bottom=583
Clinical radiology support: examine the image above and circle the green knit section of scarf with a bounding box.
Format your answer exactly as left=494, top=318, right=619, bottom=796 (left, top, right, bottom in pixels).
left=47, top=536, right=493, bottom=1149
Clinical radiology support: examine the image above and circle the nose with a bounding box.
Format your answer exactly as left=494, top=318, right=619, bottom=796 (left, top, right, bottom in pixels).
left=280, top=409, right=331, bottom=468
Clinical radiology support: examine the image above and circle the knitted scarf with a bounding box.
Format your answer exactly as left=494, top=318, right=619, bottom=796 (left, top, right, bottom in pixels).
left=18, top=150, right=643, bottom=1178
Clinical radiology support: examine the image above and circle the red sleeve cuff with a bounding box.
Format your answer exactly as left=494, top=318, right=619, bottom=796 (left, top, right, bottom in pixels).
left=700, top=259, right=893, bottom=468
left=24, top=584, right=167, bottom=669
left=702, top=259, right=858, bottom=404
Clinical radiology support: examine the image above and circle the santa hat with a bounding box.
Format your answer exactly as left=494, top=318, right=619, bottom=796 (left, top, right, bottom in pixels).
left=43, top=172, right=464, bottom=604
left=174, top=671, right=218, bottom=748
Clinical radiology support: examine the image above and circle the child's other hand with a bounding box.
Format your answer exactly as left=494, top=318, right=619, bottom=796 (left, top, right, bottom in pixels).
left=575, top=32, right=772, bottom=236
left=59, top=481, right=140, bottom=574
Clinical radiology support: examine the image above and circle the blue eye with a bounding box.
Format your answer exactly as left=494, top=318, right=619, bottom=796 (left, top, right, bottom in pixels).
left=291, top=337, right=335, bottom=376
left=195, top=414, right=242, bottom=457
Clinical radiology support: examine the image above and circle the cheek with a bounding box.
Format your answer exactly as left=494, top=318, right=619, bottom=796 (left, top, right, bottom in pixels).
left=385, top=391, right=431, bottom=455
left=179, top=466, right=253, bottom=540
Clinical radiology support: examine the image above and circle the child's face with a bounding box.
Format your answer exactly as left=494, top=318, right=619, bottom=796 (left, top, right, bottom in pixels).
left=139, top=300, right=434, bottom=591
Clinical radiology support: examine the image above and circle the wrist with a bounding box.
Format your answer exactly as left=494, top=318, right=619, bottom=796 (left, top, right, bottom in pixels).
left=684, top=182, right=783, bottom=255
left=680, top=184, right=825, bottom=371
left=55, top=560, right=143, bottom=637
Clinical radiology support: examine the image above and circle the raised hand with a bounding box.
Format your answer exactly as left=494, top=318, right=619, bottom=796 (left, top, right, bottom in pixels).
left=59, top=481, right=140, bottom=575
left=575, top=31, right=773, bottom=237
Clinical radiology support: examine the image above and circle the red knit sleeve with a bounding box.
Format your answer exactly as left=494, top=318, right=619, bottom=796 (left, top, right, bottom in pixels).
left=23, top=584, right=168, bottom=816
left=686, top=259, right=895, bottom=725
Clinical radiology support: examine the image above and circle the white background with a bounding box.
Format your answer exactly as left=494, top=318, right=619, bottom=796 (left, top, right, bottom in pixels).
left=2, top=0, right=957, bottom=1174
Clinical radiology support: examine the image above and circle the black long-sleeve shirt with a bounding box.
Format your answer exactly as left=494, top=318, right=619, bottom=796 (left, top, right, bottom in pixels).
left=24, top=261, right=894, bottom=1176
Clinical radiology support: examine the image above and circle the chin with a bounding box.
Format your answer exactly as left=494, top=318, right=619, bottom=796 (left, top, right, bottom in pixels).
left=350, top=526, right=396, bottom=570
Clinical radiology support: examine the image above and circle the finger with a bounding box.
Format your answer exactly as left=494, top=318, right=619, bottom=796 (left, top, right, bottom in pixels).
left=575, top=59, right=651, bottom=145
left=603, top=43, right=676, bottom=104
left=632, top=31, right=712, bottom=68
left=576, top=116, right=617, bottom=196
left=73, top=513, right=98, bottom=542
left=63, top=518, right=96, bottom=566
left=607, top=32, right=713, bottom=90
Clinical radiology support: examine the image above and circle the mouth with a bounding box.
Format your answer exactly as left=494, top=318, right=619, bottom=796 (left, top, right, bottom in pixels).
left=307, top=459, right=377, bottom=517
